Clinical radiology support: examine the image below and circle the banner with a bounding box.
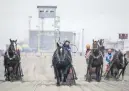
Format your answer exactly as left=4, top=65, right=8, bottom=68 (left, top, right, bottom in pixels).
left=119, top=33, right=128, bottom=39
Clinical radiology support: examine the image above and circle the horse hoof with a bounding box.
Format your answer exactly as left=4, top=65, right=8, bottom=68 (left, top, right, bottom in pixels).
left=56, top=83, right=60, bottom=86
left=97, top=80, right=100, bottom=82
left=62, top=82, right=66, bottom=85
left=5, top=78, right=8, bottom=81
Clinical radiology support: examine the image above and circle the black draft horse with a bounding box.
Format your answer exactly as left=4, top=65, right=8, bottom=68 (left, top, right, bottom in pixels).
left=87, top=40, right=103, bottom=82
left=52, top=43, right=74, bottom=86
left=4, top=39, right=20, bottom=81
left=107, top=50, right=128, bottom=80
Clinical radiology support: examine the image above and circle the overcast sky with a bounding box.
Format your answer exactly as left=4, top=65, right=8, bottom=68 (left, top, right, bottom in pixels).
left=0, top=0, right=129, bottom=49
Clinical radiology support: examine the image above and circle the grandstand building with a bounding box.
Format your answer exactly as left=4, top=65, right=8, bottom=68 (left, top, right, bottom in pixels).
left=29, top=30, right=75, bottom=52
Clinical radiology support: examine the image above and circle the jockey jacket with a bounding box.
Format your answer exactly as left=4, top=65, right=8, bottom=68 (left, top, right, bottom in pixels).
left=63, top=44, right=71, bottom=52
left=63, top=44, right=72, bottom=63
left=106, top=53, right=113, bottom=63
left=16, top=49, right=20, bottom=57
left=85, top=49, right=91, bottom=59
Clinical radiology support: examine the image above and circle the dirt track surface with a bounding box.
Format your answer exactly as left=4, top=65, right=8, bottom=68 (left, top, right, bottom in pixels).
left=0, top=53, right=129, bottom=91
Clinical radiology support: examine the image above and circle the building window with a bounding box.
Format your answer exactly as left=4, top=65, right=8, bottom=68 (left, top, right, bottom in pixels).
left=50, top=10, right=54, bottom=13
left=40, top=10, right=44, bottom=12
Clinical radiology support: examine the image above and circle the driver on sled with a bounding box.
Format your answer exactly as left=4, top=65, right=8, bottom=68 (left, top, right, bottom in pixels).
left=62, top=40, right=77, bottom=79
left=63, top=40, right=71, bottom=51
left=85, top=44, right=91, bottom=64
left=63, top=40, right=72, bottom=59
left=16, top=48, right=20, bottom=57
left=105, top=49, right=113, bottom=72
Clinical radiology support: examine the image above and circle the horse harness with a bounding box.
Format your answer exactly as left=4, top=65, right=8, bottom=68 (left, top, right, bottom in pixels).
left=91, top=51, right=103, bottom=61
left=6, top=51, right=16, bottom=60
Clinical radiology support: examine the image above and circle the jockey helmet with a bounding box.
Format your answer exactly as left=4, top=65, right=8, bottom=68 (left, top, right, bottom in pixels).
left=64, top=40, right=70, bottom=45
left=86, top=44, right=90, bottom=49
left=108, top=49, right=112, bottom=53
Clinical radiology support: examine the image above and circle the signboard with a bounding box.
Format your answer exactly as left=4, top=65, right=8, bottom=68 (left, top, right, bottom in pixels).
left=37, top=6, right=57, bottom=18
left=119, top=33, right=128, bottom=39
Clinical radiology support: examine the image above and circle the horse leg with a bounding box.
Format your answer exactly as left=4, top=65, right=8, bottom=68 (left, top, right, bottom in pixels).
left=121, top=62, right=128, bottom=80
left=55, top=67, right=60, bottom=86
left=59, top=69, right=62, bottom=82
left=88, top=66, right=92, bottom=82
left=113, top=67, right=119, bottom=79
left=4, top=67, right=8, bottom=80
left=96, top=67, right=99, bottom=81
left=63, top=67, right=69, bottom=83
left=4, top=59, right=7, bottom=77
left=16, top=63, right=20, bottom=78
left=121, top=67, right=126, bottom=80
left=53, top=66, right=57, bottom=79
left=111, top=66, right=114, bottom=77
left=4, top=66, right=7, bottom=76
left=97, top=66, right=102, bottom=82
left=7, top=67, right=10, bottom=81
left=71, top=67, right=77, bottom=80
left=20, top=65, right=24, bottom=77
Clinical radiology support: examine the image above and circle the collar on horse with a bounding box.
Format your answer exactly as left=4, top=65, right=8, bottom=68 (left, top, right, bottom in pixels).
left=7, top=51, right=16, bottom=59
left=91, top=51, right=103, bottom=60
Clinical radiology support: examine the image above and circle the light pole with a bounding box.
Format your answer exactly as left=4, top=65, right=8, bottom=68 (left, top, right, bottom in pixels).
left=41, top=18, right=44, bottom=32
left=77, top=32, right=81, bottom=53
left=122, top=39, right=124, bottom=50
left=73, top=32, right=76, bottom=56
left=36, top=25, right=40, bottom=52
left=54, top=16, right=60, bottom=49
left=37, top=18, right=44, bottom=53
left=28, top=16, right=32, bottom=46
left=37, top=33, right=41, bottom=52
left=28, top=16, right=32, bottom=31
left=81, top=29, right=84, bottom=56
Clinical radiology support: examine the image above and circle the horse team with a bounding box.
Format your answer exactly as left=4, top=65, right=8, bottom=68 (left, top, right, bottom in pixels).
left=2, top=39, right=128, bottom=86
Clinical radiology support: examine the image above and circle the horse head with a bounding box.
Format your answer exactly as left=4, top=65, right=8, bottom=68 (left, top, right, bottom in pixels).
left=118, top=50, right=125, bottom=64
left=98, top=39, right=104, bottom=46
left=92, top=40, right=100, bottom=56
left=93, top=39, right=98, bottom=49
left=98, top=39, right=105, bottom=56
left=113, top=50, right=125, bottom=66
left=56, top=42, right=66, bottom=62
left=8, top=39, right=17, bottom=56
